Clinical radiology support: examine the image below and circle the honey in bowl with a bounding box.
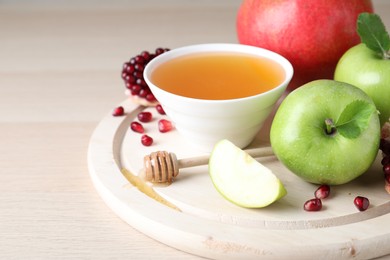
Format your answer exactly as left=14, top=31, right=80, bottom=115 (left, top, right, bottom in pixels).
left=150, top=52, right=286, bottom=100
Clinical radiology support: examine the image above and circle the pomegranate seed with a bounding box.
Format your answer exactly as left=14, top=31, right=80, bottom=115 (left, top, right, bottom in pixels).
left=123, top=62, right=130, bottom=70
left=121, top=71, right=129, bottom=80
left=124, top=74, right=136, bottom=84
left=155, top=47, right=165, bottom=55
left=124, top=64, right=135, bottom=74
left=131, top=84, right=142, bottom=95
left=380, top=139, right=390, bottom=154
left=383, top=164, right=390, bottom=175
left=136, top=78, right=147, bottom=87
left=138, top=89, right=148, bottom=98
left=158, top=119, right=173, bottom=133
left=125, top=82, right=133, bottom=89
left=141, top=135, right=153, bottom=146
left=135, top=55, right=146, bottom=64
left=130, top=121, right=144, bottom=133
left=133, top=71, right=143, bottom=79
left=314, top=185, right=330, bottom=199
left=303, top=198, right=322, bottom=211
left=156, top=104, right=166, bottom=115
left=134, top=63, right=144, bottom=72
left=381, top=156, right=390, bottom=166
left=146, top=93, right=157, bottom=102
left=141, top=51, right=151, bottom=61
left=112, top=106, right=124, bottom=116
left=354, top=196, right=369, bottom=211
left=129, top=57, right=136, bottom=64
left=137, top=112, right=153, bottom=123
left=384, top=173, right=390, bottom=183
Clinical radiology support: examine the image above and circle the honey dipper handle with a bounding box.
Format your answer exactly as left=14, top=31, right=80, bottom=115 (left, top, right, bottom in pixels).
left=245, top=146, right=274, bottom=159
left=177, top=155, right=210, bottom=169
left=177, top=146, right=274, bottom=169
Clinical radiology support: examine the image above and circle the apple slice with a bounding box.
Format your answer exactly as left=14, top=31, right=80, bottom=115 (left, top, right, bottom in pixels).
left=208, top=139, right=287, bottom=208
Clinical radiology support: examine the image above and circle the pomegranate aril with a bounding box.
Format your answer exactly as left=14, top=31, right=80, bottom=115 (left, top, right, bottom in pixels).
left=383, top=164, right=390, bottom=175
left=135, top=55, right=146, bottom=64
left=124, top=64, right=135, bottom=74
left=158, top=119, right=173, bottom=133
left=380, top=139, right=390, bottom=154
left=131, top=84, right=142, bottom=95
left=155, top=47, right=165, bottom=55
left=124, top=74, right=136, bottom=84
left=156, top=104, right=166, bottom=115
left=133, top=71, right=143, bottom=79
left=125, top=82, right=133, bottom=89
left=381, top=156, right=390, bottom=166
left=141, top=51, right=151, bottom=61
left=141, top=135, right=153, bottom=146
left=314, top=185, right=330, bottom=199
left=354, top=196, right=369, bottom=211
left=136, top=78, right=147, bottom=87
left=134, top=63, right=144, bottom=72
left=303, top=198, right=322, bottom=211
left=123, top=62, right=130, bottom=70
left=112, top=106, right=124, bottom=116
left=146, top=93, right=157, bottom=102
left=137, top=112, right=153, bottom=123
left=130, top=121, right=144, bottom=133
left=138, top=89, right=148, bottom=98
left=385, top=173, right=390, bottom=183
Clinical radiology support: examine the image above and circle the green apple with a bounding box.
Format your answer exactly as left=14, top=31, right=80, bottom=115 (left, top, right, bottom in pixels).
left=334, top=13, right=390, bottom=127
left=208, top=139, right=286, bottom=208
left=270, top=80, right=380, bottom=185
left=334, top=43, right=390, bottom=126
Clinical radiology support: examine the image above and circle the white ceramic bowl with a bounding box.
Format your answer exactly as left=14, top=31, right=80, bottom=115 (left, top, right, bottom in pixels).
left=144, top=43, right=293, bottom=151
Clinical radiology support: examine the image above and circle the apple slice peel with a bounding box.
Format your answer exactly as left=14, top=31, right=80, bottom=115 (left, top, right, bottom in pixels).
left=208, top=139, right=287, bottom=208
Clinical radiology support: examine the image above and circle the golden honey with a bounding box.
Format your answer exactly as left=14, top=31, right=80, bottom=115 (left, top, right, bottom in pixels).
left=151, top=52, right=285, bottom=100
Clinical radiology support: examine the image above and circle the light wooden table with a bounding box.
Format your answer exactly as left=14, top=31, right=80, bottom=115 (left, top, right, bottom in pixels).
left=1, top=1, right=389, bottom=259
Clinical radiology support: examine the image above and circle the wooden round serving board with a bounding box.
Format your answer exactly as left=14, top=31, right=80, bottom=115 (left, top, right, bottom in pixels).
left=88, top=98, right=390, bottom=259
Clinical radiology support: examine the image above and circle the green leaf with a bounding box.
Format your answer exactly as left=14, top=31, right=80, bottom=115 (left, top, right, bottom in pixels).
left=357, top=13, right=390, bottom=59
left=335, top=100, right=376, bottom=139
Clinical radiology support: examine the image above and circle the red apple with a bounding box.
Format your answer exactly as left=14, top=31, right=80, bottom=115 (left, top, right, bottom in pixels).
left=236, top=0, right=373, bottom=90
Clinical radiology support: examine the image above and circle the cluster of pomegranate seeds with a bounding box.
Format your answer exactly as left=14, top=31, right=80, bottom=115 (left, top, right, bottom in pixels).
left=129, top=108, right=173, bottom=146
left=304, top=185, right=330, bottom=212
left=304, top=184, right=371, bottom=212
left=122, top=48, right=170, bottom=104
left=381, top=140, right=390, bottom=167
left=112, top=106, right=125, bottom=116
left=380, top=122, right=390, bottom=193
left=354, top=196, right=370, bottom=211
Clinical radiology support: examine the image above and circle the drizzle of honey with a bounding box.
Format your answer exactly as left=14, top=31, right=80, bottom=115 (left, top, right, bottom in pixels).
left=121, top=168, right=181, bottom=211
left=151, top=52, right=285, bottom=100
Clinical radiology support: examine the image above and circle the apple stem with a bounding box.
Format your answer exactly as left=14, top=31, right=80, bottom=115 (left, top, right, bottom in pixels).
left=325, top=118, right=337, bottom=135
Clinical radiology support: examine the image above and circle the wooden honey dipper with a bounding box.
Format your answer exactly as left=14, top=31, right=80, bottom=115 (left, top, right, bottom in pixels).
left=140, top=146, right=274, bottom=184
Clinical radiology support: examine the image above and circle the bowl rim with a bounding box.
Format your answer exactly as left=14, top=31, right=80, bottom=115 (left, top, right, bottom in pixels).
left=144, top=43, right=294, bottom=104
